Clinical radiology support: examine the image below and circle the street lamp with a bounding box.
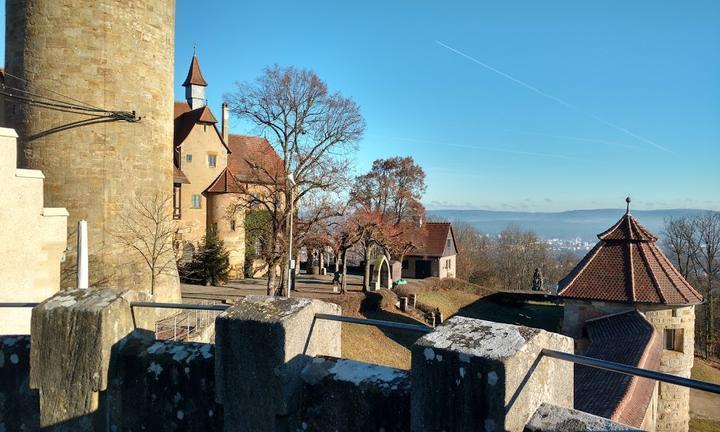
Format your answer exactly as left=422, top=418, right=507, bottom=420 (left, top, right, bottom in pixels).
left=286, top=173, right=296, bottom=297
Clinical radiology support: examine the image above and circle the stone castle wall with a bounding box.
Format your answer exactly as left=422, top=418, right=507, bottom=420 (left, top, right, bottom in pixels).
left=640, top=305, right=695, bottom=432
left=4, top=0, right=180, bottom=302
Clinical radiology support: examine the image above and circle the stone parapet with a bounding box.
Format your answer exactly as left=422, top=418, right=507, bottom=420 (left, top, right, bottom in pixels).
left=411, top=316, right=574, bottom=432
left=0, top=335, right=39, bottom=431
left=29, top=288, right=151, bottom=430
left=524, top=403, right=642, bottom=432
left=299, top=356, right=411, bottom=431
left=215, top=296, right=341, bottom=432
left=107, top=334, right=221, bottom=431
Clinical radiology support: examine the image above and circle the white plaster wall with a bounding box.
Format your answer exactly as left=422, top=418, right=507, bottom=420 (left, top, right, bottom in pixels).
left=0, top=128, right=67, bottom=334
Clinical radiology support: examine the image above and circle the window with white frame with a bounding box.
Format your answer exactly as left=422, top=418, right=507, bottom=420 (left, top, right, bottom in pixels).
left=208, top=154, right=217, bottom=168
left=191, top=194, right=201, bottom=209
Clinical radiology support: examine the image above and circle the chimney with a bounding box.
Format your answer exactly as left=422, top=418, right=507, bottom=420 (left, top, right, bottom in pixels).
left=222, top=102, right=229, bottom=143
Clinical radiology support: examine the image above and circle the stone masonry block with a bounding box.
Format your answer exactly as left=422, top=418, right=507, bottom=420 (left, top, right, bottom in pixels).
left=524, top=403, right=642, bottom=432
left=29, top=288, right=150, bottom=430
left=411, top=316, right=574, bottom=432
left=299, top=356, right=411, bottom=431
left=215, top=296, right=341, bottom=432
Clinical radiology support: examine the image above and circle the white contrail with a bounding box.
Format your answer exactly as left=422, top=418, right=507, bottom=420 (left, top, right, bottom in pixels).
left=504, top=130, right=643, bottom=150
left=436, top=40, right=673, bottom=154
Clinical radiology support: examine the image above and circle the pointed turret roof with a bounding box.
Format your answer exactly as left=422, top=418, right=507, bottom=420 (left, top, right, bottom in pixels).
left=182, top=54, right=208, bottom=87
left=558, top=206, right=703, bottom=305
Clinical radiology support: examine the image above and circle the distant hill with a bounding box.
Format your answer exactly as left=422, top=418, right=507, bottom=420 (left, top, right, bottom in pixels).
left=428, top=209, right=717, bottom=242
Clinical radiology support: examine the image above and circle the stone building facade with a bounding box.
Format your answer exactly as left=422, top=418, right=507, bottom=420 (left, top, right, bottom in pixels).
left=559, top=207, right=702, bottom=431
left=4, top=0, right=181, bottom=302
left=173, top=54, right=283, bottom=279
left=0, top=127, right=67, bottom=334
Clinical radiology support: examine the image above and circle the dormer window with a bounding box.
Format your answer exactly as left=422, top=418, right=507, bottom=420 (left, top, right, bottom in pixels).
left=208, top=154, right=217, bottom=168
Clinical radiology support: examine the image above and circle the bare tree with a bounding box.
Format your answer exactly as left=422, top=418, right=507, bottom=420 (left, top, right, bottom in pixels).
left=692, top=213, right=720, bottom=357
left=115, top=192, right=177, bottom=295
left=226, top=65, right=365, bottom=296
left=663, top=217, right=700, bottom=279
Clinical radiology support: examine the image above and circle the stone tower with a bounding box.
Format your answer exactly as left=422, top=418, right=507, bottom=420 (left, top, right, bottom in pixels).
left=558, top=206, right=702, bottom=431
left=4, top=0, right=181, bottom=302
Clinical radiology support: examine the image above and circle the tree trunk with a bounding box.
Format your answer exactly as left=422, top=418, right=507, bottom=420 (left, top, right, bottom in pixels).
left=266, top=264, right=276, bottom=296
left=334, top=253, right=340, bottom=273
left=341, top=249, right=348, bottom=295
left=363, top=245, right=372, bottom=292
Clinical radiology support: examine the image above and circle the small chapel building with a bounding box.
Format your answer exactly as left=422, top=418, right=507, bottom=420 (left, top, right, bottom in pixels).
left=558, top=200, right=703, bottom=431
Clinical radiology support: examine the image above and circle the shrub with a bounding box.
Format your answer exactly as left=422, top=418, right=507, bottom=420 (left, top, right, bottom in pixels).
left=179, top=226, right=230, bottom=286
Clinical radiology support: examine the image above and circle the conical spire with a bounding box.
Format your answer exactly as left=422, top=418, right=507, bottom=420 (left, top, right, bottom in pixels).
left=182, top=53, right=208, bottom=87
left=558, top=199, right=703, bottom=305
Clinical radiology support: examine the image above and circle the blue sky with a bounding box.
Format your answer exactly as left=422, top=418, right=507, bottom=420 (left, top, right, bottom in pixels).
left=5, top=1, right=720, bottom=211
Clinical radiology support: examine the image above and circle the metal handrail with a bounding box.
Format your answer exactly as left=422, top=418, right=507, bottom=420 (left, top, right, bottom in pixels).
left=542, top=349, right=720, bottom=395
left=130, top=301, right=230, bottom=312
left=314, top=313, right=433, bottom=333
left=0, top=302, right=40, bottom=308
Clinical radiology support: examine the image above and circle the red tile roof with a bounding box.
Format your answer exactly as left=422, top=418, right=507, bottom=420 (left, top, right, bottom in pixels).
left=226, top=134, right=283, bottom=184
left=406, top=222, right=455, bottom=257
left=182, top=54, right=208, bottom=87
left=558, top=213, right=702, bottom=305
left=173, top=166, right=190, bottom=184
left=205, top=168, right=243, bottom=193
left=574, top=310, right=662, bottom=428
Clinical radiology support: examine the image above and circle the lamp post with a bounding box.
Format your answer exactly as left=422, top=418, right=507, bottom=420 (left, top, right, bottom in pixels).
left=286, top=173, right=296, bottom=298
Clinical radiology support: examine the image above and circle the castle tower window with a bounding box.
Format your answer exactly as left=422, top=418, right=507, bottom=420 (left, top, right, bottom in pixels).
left=191, top=194, right=201, bottom=209
left=186, top=154, right=193, bottom=163
left=230, top=220, right=236, bottom=231
left=208, top=153, right=217, bottom=168
left=664, top=328, right=684, bottom=352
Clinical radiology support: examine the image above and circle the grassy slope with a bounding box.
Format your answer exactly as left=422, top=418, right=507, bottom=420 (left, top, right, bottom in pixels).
left=690, top=358, right=720, bottom=432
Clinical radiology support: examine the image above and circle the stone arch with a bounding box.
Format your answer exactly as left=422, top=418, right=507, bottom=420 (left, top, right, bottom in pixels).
left=372, top=255, right=392, bottom=290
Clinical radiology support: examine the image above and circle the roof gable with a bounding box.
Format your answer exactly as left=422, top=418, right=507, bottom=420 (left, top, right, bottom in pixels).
left=174, top=102, right=229, bottom=153
left=226, top=135, right=283, bottom=184
left=407, top=222, right=456, bottom=257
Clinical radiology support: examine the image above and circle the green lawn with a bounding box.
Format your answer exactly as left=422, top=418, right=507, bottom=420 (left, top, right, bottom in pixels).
left=416, top=290, right=564, bottom=332
left=690, top=358, right=720, bottom=431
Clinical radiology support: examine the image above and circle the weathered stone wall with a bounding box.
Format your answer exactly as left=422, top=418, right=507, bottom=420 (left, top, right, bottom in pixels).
left=207, top=192, right=245, bottom=278
left=562, top=299, right=634, bottom=338
left=5, top=0, right=180, bottom=302
left=0, top=127, right=67, bottom=334
left=411, top=317, right=574, bottom=432
left=299, top=357, right=411, bottom=431
left=0, top=335, right=39, bottom=431
left=107, top=335, right=221, bottom=431
left=641, top=305, right=695, bottom=432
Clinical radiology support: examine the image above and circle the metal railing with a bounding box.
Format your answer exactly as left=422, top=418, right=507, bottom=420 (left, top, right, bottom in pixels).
left=0, top=302, right=40, bottom=308
left=130, top=301, right=227, bottom=341
left=542, top=349, right=720, bottom=395
left=314, top=313, right=432, bottom=333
